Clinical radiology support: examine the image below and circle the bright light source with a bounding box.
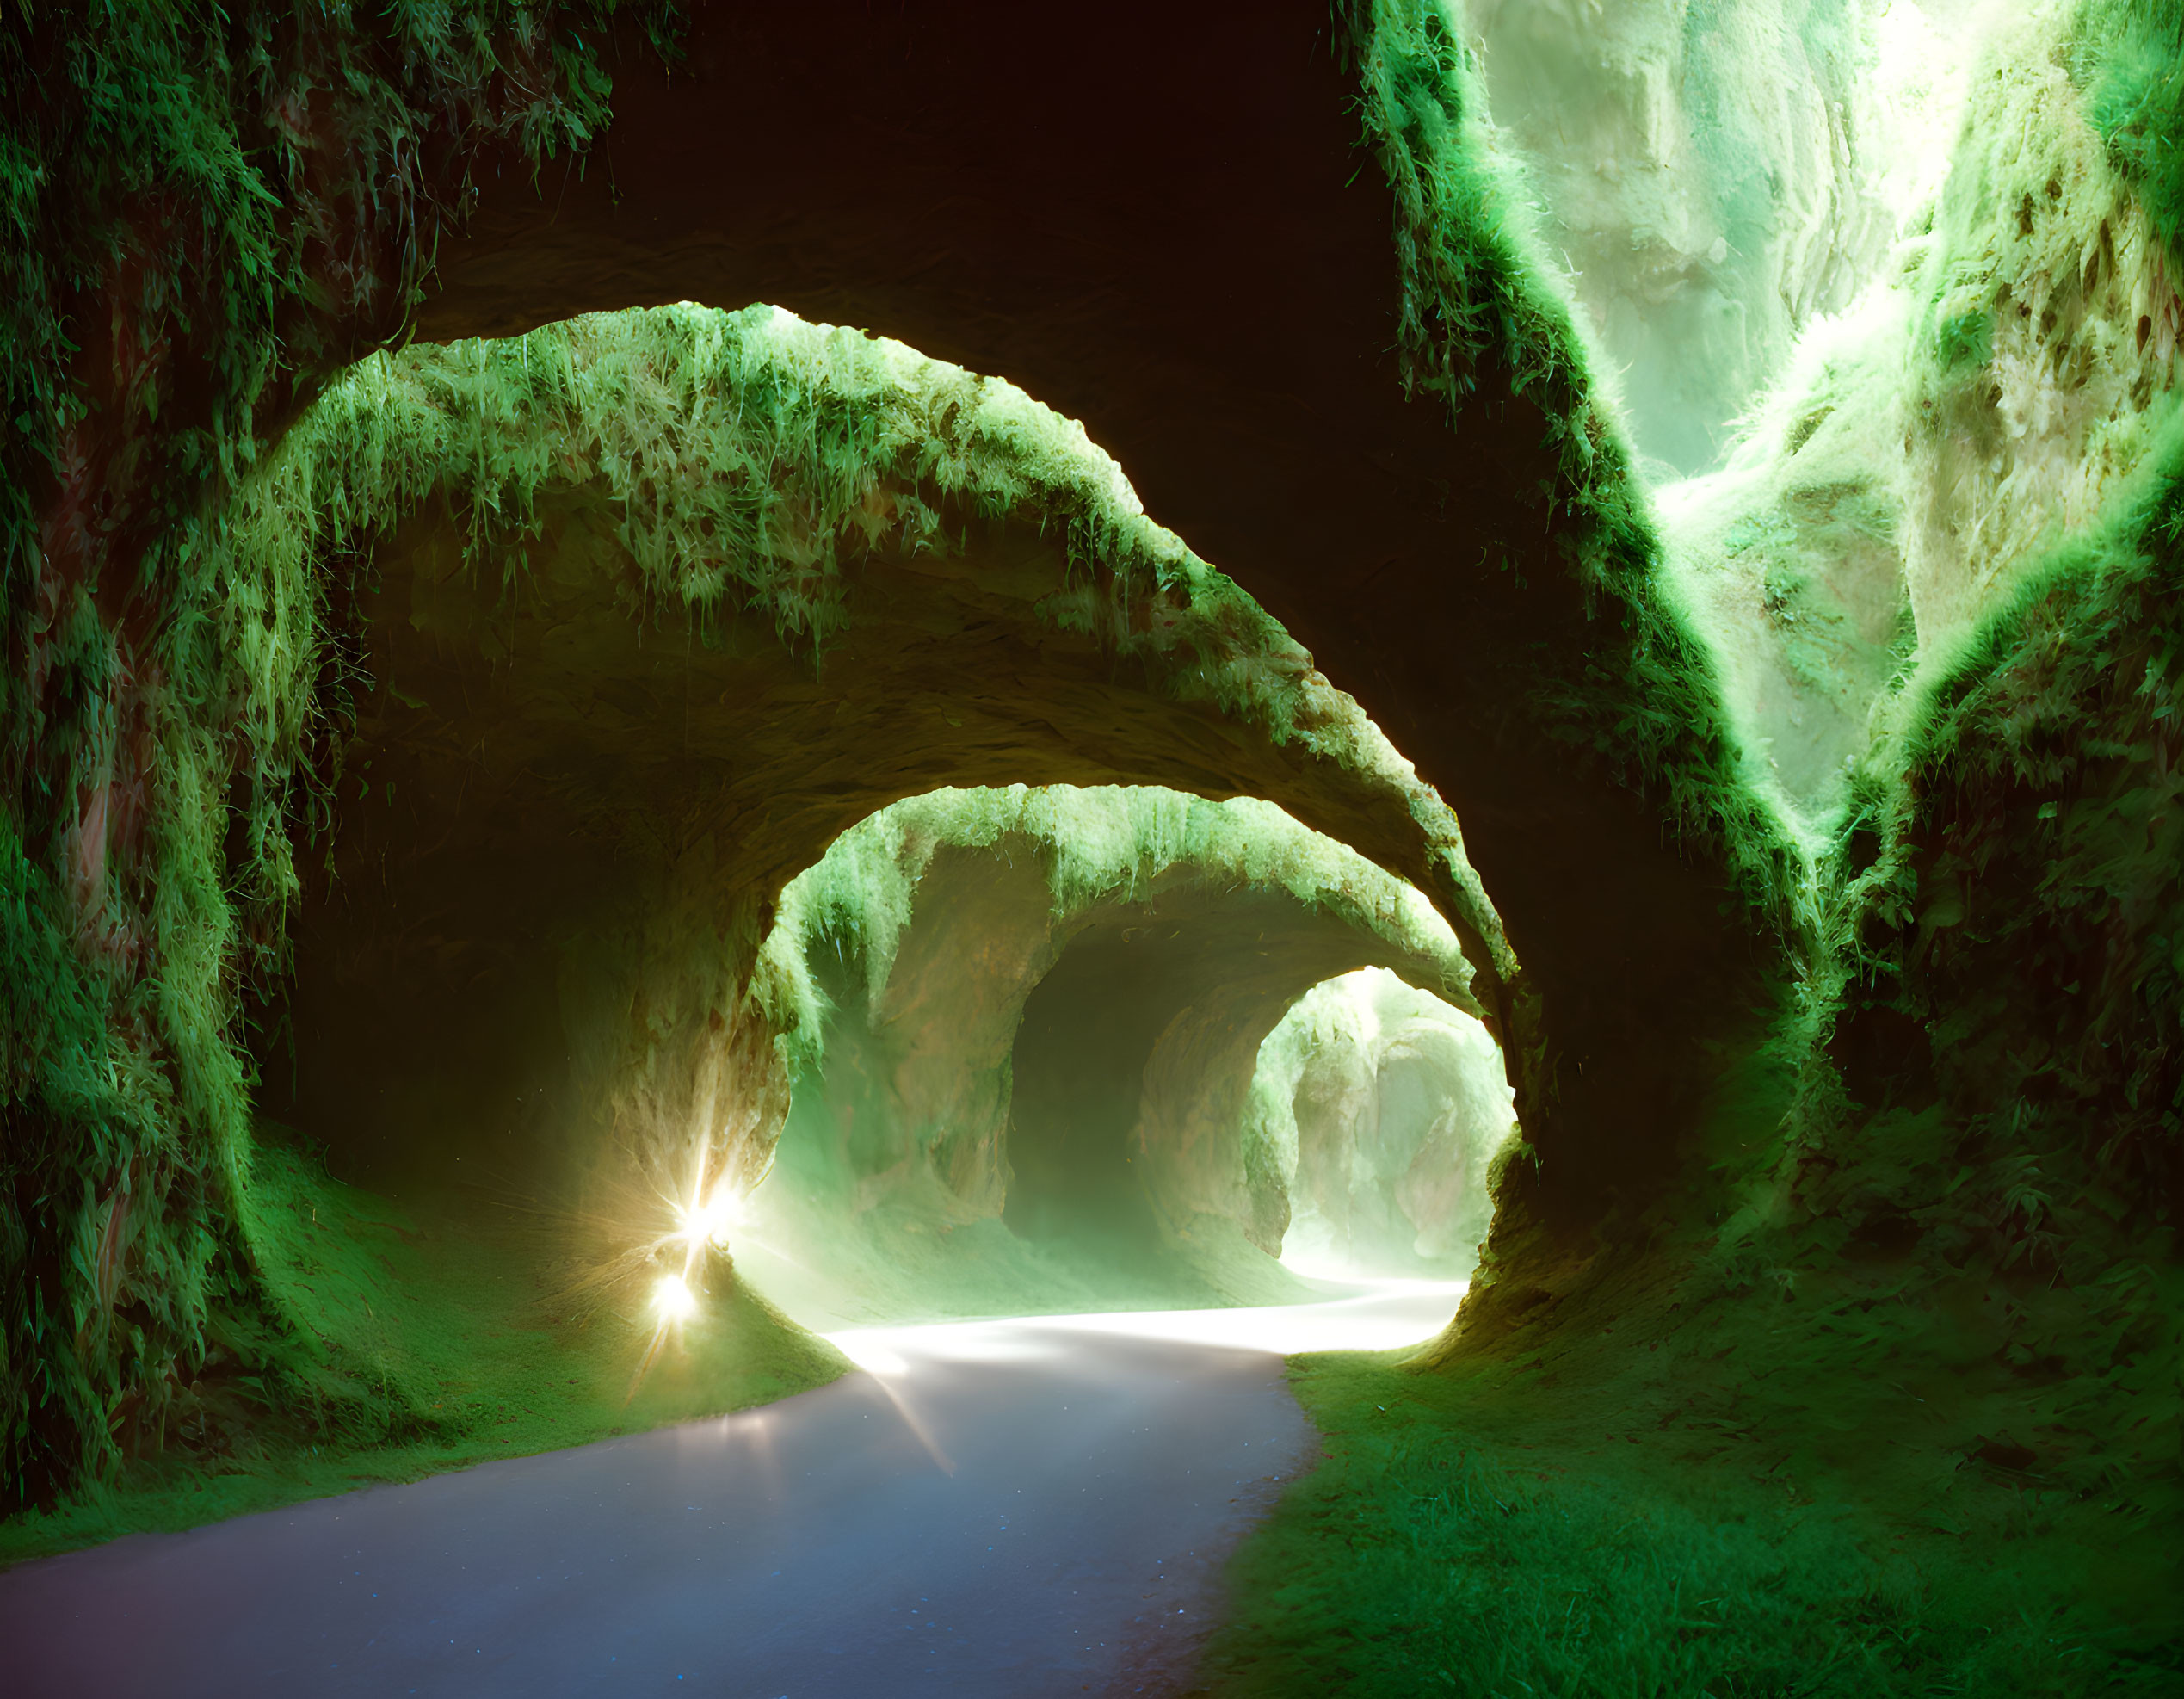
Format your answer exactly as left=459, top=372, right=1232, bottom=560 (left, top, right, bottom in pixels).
left=819, top=1281, right=1465, bottom=1374
left=682, top=1187, right=743, bottom=1248
left=653, top=1274, right=699, bottom=1321
left=828, top=1334, right=910, bottom=1377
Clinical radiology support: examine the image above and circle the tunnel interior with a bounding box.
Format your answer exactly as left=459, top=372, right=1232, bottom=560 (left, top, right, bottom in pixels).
left=1250, top=967, right=1515, bottom=1280
left=1003, top=924, right=1182, bottom=1262
left=194, top=308, right=1514, bottom=1430
left=727, top=784, right=1495, bottom=1330
left=9, top=0, right=2181, bottom=1674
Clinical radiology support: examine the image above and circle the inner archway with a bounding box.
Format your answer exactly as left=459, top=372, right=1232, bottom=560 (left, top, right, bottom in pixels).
left=1249, top=967, right=1515, bottom=1280
left=731, top=785, right=1492, bottom=1328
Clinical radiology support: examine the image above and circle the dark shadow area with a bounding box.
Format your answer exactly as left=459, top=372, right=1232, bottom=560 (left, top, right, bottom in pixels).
left=1004, top=926, right=1178, bottom=1257
left=253, top=785, right=611, bottom=1197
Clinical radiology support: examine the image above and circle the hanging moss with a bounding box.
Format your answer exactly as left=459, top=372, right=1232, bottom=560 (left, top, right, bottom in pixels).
left=1739, top=2, right=2184, bottom=1389
left=2, top=1, right=670, bottom=687
left=0, top=1, right=676, bottom=1513
left=3, top=287, right=1517, bottom=1519
left=753, top=782, right=1482, bottom=1079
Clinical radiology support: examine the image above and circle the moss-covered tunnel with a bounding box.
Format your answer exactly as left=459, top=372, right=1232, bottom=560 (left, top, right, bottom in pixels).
left=225, top=308, right=1510, bottom=1291
left=4, top=0, right=2182, bottom=1684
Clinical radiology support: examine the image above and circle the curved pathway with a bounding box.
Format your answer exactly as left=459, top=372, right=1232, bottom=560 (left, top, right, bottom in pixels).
left=0, top=1283, right=1459, bottom=1697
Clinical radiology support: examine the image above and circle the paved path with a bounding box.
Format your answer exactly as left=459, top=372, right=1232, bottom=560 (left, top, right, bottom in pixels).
left=0, top=1284, right=1459, bottom=1697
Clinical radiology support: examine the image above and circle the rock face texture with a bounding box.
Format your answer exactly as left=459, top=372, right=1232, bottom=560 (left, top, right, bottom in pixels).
left=1463, top=0, right=1979, bottom=477
left=256, top=316, right=1500, bottom=1283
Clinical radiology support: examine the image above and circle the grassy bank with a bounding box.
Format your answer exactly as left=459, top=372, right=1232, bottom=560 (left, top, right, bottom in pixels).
left=1199, top=1350, right=2182, bottom=1696
left=0, top=1134, right=846, bottom=1567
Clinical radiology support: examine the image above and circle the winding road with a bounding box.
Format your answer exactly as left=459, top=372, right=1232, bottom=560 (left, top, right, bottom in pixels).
left=0, top=1282, right=1459, bottom=1697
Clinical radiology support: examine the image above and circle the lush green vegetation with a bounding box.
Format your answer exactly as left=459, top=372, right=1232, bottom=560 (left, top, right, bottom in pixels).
left=2088, top=0, right=2184, bottom=262
left=1201, top=1350, right=2182, bottom=1697
left=1339, top=0, right=1803, bottom=922
left=1207, top=3, right=2184, bottom=1684
left=0, top=1121, right=841, bottom=1566
left=1, top=0, right=679, bottom=1517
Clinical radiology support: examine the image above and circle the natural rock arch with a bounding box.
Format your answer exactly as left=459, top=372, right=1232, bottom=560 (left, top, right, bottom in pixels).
left=741, top=785, right=1484, bottom=1322
left=5, top=2, right=1784, bottom=1504
left=410, top=0, right=1786, bottom=1220
left=239, top=309, right=1512, bottom=1328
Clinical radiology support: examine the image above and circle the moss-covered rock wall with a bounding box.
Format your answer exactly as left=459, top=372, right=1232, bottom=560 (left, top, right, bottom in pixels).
left=1404, top=0, right=2184, bottom=1629
left=1, top=0, right=673, bottom=1511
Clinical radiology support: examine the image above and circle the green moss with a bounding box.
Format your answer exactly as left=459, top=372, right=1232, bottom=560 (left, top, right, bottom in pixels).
left=0, top=1125, right=842, bottom=1566
left=1934, top=308, right=1995, bottom=370
left=754, top=782, right=1482, bottom=1079
left=1199, top=1350, right=2183, bottom=1696
left=262, top=306, right=1494, bottom=855
left=1, top=0, right=668, bottom=656
left=1810, top=400, right=2184, bottom=1333
left=2, top=0, right=679, bottom=1516
left=1194, top=3, right=2184, bottom=1676
left=1338, top=0, right=1803, bottom=930
left=2084, top=0, right=2184, bottom=264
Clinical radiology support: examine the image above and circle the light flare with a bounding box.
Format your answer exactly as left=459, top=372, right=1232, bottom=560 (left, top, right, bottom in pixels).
left=679, top=1187, right=744, bottom=1249
left=628, top=1140, right=769, bottom=1403
left=653, top=1273, right=699, bottom=1321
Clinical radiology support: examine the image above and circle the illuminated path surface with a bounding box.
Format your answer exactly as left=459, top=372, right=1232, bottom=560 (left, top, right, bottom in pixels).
left=0, top=1282, right=1459, bottom=1698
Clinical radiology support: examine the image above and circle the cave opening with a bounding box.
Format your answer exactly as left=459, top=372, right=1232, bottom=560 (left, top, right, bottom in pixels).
left=1250, top=967, right=1515, bottom=1282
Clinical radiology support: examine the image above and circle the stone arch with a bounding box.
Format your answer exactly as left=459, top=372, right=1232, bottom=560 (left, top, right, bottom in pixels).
left=411, top=0, right=1778, bottom=1222
left=738, top=786, right=1484, bottom=1322
left=249, top=308, right=1511, bottom=1329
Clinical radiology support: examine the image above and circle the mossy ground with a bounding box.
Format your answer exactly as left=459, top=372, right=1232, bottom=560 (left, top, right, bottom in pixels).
left=0, top=1129, right=845, bottom=1568
left=1198, top=1349, right=2183, bottom=1697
